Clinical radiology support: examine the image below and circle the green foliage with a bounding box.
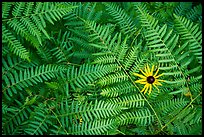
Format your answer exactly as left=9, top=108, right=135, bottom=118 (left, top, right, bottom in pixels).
left=2, top=2, right=202, bottom=135
left=2, top=2, right=77, bottom=61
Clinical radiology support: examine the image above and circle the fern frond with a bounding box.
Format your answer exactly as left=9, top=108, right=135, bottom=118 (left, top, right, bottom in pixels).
left=3, top=2, right=77, bottom=50
left=12, top=2, right=26, bottom=17
left=50, top=31, right=73, bottom=63
left=167, top=106, right=202, bottom=135
left=2, top=64, right=67, bottom=100
left=69, top=36, right=89, bottom=48
left=37, top=44, right=53, bottom=63
left=63, top=2, right=84, bottom=28
left=83, top=20, right=112, bottom=48
left=188, top=76, right=202, bottom=94
left=51, top=98, right=125, bottom=135
left=176, top=107, right=201, bottom=125
left=56, top=100, right=123, bottom=128
left=117, top=108, right=154, bottom=126
left=92, top=55, right=116, bottom=64
left=108, top=94, right=145, bottom=108
left=20, top=17, right=42, bottom=44
left=173, top=14, right=202, bottom=64
left=2, top=2, right=13, bottom=19
left=68, top=64, right=118, bottom=90
left=2, top=100, right=32, bottom=135
left=129, top=53, right=149, bottom=74
left=134, top=4, right=197, bottom=97
left=185, top=4, right=202, bottom=22
left=100, top=81, right=135, bottom=97
left=123, top=45, right=139, bottom=70
left=2, top=2, right=202, bottom=135
left=2, top=25, right=30, bottom=61
left=24, top=103, right=52, bottom=135
left=2, top=55, right=37, bottom=77
left=174, top=2, right=192, bottom=16
left=103, top=2, right=137, bottom=37
left=64, top=2, right=102, bottom=28
left=154, top=98, right=188, bottom=117
left=68, top=119, right=116, bottom=135
left=97, top=71, right=128, bottom=87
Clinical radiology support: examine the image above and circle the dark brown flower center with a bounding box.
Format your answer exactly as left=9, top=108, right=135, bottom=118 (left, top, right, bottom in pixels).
left=147, top=76, right=155, bottom=84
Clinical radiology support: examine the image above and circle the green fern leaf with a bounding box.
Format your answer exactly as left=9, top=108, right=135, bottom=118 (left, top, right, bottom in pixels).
left=173, top=14, right=202, bottom=64
left=117, top=108, right=154, bottom=126
left=100, top=82, right=135, bottom=97
left=2, top=100, right=32, bottom=135
left=108, top=94, right=145, bottom=108
left=2, top=64, right=67, bottom=100
left=186, top=4, right=202, bottom=21
left=68, top=64, right=118, bottom=90
left=2, top=25, right=30, bottom=61
left=103, top=2, right=137, bottom=37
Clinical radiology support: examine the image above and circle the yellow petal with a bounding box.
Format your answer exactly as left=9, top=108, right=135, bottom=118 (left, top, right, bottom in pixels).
left=150, top=65, right=154, bottom=76
left=144, top=84, right=149, bottom=94
left=153, top=68, right=159, bottom=77
left=135, top=79, right=147, bottom=84
left=148, top=84, right=152, bottom=95
left=156, top=82, right=162, bottom=86
left=144, top=65, right=149, bottom=76
left=155, top=73, right=164, bottom=78
left=135, top=79, right=146, bottom=82
left=140, top=69, right=148, bottom=77
left=141, top=84, right=147, bottom=93
left=158, top=79, right=165, bottom=82
left=137, top=81, right=147, bottom=84
left=153, top=83, right=160, bottom=92
left=154, top=79, right=162, bottom=85
left=146, top=64, right=151, bottom=76
left=133, top=72, right=146, bottom=79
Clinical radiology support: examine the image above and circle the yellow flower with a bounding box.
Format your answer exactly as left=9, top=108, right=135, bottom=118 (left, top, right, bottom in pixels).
left=133, top=64, right=165, bottom=95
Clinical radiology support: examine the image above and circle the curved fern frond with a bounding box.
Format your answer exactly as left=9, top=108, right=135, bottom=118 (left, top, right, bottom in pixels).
left=97, top=71, right=128, bottom=87
left=123, top=44, right=139, bottom=70
left=67, top=64, right=118, bottom=90
left=2, top=25, right=30, bottom=61
left=117, top=108, right=154, bottom=126
left=2, top=2, right=13, bottom=19
left=58, top=100, right=123, bottom=121
left=108, top=94, right=145, bottom=108
left=50, top=30, right=73, bottom=63
left=83, top=20, right=112, bottom=49
left=53, top=99, right=123, bottom=134
left=2, top=64, right=67, bottom=100
left=24, top=103, right=52, bottom=135
left=103, top=2, right=138, bottom=37
left=174, top=2, right=192, bottom=16
left=68, top=119, right=116, bottom=135
left=64, top=2, right=102, bottom=28
left=2, top=55, right=37, bottom=77
left=185, top=4, right=202, bottom=22
left=173, top=14, right=202, bottom=64
left=68, top=29, right=92, bottom=51
left=2, top=100, right=32, bottom=135
left=154, top=98, right=188, bottom=117
left=129, top=52, right=149, bottom=74
left=2, top=2, right=77, bottom=58
left=100, top=81, right=135, bottom=97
